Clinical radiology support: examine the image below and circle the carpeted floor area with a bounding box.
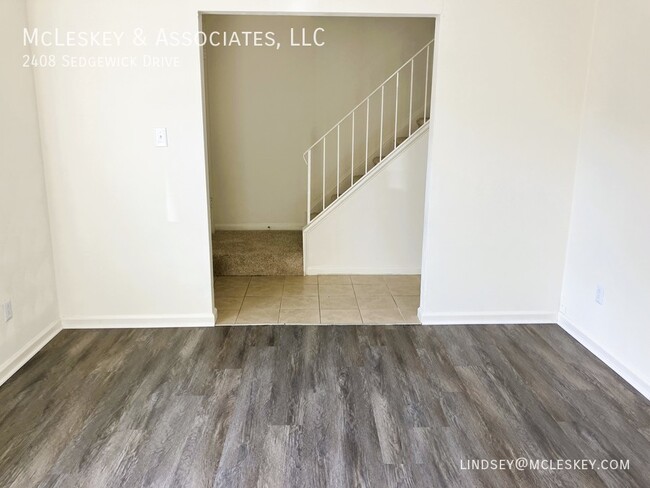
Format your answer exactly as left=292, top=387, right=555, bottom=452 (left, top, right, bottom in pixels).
left=213, top=230, right=303, bottom=276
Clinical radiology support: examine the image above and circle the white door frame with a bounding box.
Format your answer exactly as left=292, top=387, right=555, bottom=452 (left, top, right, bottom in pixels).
left=197, top=4, right=443, bottom=324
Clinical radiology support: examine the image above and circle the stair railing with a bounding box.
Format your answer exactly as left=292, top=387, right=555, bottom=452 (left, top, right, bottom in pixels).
left=303, top=39, right=434, bottom=224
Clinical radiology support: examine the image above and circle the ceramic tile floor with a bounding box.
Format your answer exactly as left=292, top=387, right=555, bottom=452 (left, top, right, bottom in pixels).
left=214, top=275, right=421, bottom=325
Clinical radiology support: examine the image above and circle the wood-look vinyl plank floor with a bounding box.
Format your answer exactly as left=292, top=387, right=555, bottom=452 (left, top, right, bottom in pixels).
left=0, top=324, right=649, bottom=487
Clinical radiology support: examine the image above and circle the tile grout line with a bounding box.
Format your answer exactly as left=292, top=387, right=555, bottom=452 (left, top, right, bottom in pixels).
left=351, top=277, right=363, bottom=325
left=236, top=276, right=252, bottom=324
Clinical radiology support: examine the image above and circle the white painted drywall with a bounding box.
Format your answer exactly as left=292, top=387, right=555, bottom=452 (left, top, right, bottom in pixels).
left=419, top=0, right=597, bottom=324
left=560, top=0, right=650, bottom=396
left=26, top=0, right=623, bottom=337
left=0, top=0, right=60, bottom=381
left=27, top=2, right=215, bottom=326
left=304, top=126, right=428, bottom=274
left=25, top=0, right=440, bottom=326
left=204, top=15, right=434, bottom=231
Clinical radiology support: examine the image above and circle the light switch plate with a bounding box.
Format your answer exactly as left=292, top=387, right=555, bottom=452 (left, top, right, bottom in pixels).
left=154, top=128, right=168, bottom=147
left=3, top=301, right=13, bottom=323
left=595, top=285, right=605, bottom=305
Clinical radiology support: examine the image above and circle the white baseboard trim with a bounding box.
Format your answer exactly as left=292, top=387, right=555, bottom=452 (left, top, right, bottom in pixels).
left=558, top=313, right=650, bottom=400
left=213, top=223, right=304, bottom=231
left=0, top=319, right=62, bottom=387
left=306, top=266, right=421, bottom=275
left=417, top=309, right=557, bottom=325
left=61, top=313, right=215, bottom=329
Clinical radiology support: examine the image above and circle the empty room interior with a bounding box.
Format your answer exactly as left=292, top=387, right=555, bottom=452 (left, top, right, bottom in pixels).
left=1, top=0, right=649, bottom=487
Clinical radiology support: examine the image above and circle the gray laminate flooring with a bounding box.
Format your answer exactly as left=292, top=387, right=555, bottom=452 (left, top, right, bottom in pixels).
left=0, top=324, right=648, bottom=487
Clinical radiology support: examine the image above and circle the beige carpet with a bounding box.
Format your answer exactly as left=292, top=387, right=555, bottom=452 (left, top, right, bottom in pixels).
left=213, top=230, right=303, bottom=276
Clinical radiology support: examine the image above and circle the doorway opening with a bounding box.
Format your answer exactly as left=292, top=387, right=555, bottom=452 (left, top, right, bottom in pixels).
left=201, top=13, right=436, bottom=324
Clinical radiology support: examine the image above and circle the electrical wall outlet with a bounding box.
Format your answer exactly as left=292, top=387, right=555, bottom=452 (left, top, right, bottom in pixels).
left=595, top=285, right=605, bottom=305
left=3, top=301, right=13, bottom=323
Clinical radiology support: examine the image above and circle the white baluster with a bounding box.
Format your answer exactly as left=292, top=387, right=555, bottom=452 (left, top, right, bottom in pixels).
left=424, top=45, right=430, bottom=122
left=351, top=111, right=355, bottom=188
left=307, top=149, right=312, bottom=223
left=322, top=138, right=326, bottom=211
left=409, top=59, right=414, bottom=136
left=336, top=125, right=340, bottom=198
left=365, top=99, right=369, bottom=174
left=394, top=72, right=399, bottom=150
left=380, top=85, right=384, bottom=160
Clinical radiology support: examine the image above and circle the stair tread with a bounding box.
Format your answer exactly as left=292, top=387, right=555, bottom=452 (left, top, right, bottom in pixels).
left=213, top=230, right=303, bottom=275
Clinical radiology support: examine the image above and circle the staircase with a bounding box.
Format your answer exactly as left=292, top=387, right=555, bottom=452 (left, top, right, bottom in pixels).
left=303, top=40, right=434, bottom=225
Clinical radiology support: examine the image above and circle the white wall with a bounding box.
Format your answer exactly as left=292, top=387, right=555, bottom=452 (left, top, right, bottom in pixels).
left=419, top=0, right=597, bottom=325
left=304, top=127, right=428, bottom=274
left=560, top=0, right=650, bottom=397
left=28, top=0, right=637, bottom=347
left=25, top=0, right=440, bottom=327
left=27, top=1, right=216, bottom=327
left=0, top=0, right=60, bottom=382
left=205, top=15, right=434, bottom=231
